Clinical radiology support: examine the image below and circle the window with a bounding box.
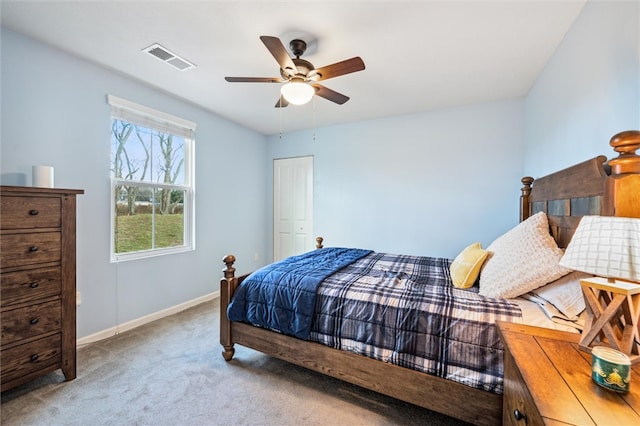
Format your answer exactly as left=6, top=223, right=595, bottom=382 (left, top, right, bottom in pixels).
left=108, top=95, right=195, bottom=262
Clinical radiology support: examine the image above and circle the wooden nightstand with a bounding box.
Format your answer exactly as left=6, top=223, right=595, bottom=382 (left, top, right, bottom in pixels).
left=498, top=321, right=640, bottom=425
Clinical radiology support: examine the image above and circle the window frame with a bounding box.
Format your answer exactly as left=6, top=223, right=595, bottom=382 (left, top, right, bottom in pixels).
left=108, top=95, right=196, bottom=263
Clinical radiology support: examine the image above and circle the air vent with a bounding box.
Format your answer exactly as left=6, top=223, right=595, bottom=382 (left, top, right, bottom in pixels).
left=143, top=43, right=196, bottom=71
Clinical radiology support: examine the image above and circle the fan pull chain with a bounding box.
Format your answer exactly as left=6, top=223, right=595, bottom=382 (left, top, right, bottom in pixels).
left=312, top=96, right=316, bottom=141
left=279, top=96, right=283, bottom=140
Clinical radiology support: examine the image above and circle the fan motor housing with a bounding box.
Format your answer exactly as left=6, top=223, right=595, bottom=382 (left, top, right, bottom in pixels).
left=281, top=58, right=315, bottom=80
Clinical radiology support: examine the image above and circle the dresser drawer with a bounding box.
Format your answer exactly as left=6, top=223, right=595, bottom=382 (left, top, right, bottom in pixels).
left=0, top=232, right=61, bottom=268
left=1, top=196, right=61, bottom=230
left=503, top=348, right=545, bottom=426
left=1, top=300, right=61, bottom=346
left=1, top=334, right=62, bottom=385
left=1, top=266, right=62, bottom=307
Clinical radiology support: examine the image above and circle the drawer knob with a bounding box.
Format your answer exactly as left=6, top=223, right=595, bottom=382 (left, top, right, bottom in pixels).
left=30, top=281, right=39, bottom=288
left=513, top=409, right=527, bottom=421
left=28, top=246, right=39, bottom=252
left=30, top=354, right=39, bottom=362
left=29, top=209, right=39, bottom=215
left=30, top=318, right=39, bottom=325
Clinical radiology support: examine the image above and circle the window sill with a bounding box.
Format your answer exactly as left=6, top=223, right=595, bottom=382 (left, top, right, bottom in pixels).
left=110, top=245, right=194, bottom=263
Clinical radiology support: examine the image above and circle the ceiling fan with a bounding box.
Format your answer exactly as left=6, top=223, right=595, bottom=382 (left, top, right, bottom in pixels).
left=225, top=36, right=365, bottom=107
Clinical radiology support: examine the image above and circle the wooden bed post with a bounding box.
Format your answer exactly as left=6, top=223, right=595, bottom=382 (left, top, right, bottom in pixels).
left=316, top=236, right=324, bottom=249
left=520, top=176, right=534, bottom=222
left=605, top=130, right=640, bottom=217
left=220, top=255, right=236, bottom=361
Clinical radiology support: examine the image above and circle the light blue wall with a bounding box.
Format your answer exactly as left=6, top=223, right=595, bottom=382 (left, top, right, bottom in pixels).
left=1, top=29, right=269, bottom=338
left=267, top=99, right=526, bottom=259
left=524, top=0, right=640, bottom=177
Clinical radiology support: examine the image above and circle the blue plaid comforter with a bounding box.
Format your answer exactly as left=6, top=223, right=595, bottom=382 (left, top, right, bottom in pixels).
left=310, top=252, right=522, bottom=394
left=230, top=250, right=522, bottom=394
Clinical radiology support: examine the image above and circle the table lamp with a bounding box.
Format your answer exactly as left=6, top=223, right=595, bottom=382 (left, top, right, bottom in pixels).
left=560, top=215, right=640, bottom=363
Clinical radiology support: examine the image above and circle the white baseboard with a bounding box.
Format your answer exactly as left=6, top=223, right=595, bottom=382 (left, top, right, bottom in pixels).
left=77, top=291, right=219, bottom=347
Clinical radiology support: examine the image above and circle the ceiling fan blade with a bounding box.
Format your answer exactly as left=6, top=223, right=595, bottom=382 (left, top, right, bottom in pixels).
left=313, top=57, right=365, bottom=81
left=274, top=95, right=289, bottom=108
left=311, top=84, right=350, bottom=105
left=260, top=36, right=297, bottom=74
left=225, top=77, right=284, bottom=83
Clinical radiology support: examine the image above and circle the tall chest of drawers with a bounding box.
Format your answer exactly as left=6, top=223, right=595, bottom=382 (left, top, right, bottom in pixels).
left=1, top=186, right=83, bottom=392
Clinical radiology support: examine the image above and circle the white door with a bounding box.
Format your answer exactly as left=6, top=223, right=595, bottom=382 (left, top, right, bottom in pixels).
left=273, top=156, right=314, bottom=261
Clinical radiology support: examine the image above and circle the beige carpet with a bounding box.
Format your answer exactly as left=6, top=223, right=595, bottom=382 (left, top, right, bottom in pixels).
left=1, top=299, right=471, bottom=425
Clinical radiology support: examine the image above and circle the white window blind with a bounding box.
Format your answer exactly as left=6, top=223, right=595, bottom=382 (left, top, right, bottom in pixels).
left=107, top=95, right=196, bottom=140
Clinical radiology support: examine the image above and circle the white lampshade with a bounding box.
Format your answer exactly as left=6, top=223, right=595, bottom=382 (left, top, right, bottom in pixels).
left=560, top=216, right=640, bottom=282
left=281, top=81, right=314, bottom=105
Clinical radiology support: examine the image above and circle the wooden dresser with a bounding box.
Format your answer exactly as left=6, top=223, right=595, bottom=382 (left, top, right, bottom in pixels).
left=498, top=321, right=640, bottom=425
left=1, top=186, right=83, bottom=392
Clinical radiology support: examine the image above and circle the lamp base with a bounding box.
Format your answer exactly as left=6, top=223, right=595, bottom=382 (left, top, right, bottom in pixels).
left=579, top=277, right=640, bottom=364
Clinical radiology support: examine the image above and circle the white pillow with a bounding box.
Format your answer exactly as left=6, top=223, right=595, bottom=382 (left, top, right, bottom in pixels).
left=479, top=212, right=571, bottom=299
left=528, top=271, right=591, bottom=319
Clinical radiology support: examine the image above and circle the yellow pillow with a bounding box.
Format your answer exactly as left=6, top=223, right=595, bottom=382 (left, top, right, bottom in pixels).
left=450, top=242, right=489, bottom=289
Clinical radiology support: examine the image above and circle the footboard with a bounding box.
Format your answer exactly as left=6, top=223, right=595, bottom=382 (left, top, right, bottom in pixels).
left=220, top=237, right=325, bottom=360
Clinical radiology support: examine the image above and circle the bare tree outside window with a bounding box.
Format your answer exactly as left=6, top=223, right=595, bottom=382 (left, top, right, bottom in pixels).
left=157, top=133, right=184, bottom=215
left=112, top=120, right=151, bottom=215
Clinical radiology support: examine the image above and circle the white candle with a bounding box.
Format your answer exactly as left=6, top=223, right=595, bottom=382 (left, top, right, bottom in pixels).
left=32, top=165, right=54, bottom=188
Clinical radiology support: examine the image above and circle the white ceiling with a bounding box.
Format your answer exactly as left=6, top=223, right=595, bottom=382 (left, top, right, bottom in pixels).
left=1, top=1, right=586, bottom=136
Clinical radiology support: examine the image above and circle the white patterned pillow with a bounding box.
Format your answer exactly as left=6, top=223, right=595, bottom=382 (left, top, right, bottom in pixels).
left=479, top=212, right=571, bottom=299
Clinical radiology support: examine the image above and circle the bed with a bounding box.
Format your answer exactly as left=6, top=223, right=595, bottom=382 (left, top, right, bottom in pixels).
left=219, top=131, right=640, bottom=425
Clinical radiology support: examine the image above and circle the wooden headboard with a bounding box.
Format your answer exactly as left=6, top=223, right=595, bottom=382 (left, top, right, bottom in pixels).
left=519, top=130, right=640, bottom=248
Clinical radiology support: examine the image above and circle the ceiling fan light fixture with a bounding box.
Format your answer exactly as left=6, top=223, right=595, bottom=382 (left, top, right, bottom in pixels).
left=226, top=36, right=365, bottom=108
left=281, top=80, right=314, bottom=105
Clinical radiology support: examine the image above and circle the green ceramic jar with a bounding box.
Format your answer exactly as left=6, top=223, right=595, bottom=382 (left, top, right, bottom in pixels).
left=591, top=346, right=631, bottom=393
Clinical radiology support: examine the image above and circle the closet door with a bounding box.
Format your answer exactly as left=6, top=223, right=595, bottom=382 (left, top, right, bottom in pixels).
left=273, top=156, right=313, bottom=262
